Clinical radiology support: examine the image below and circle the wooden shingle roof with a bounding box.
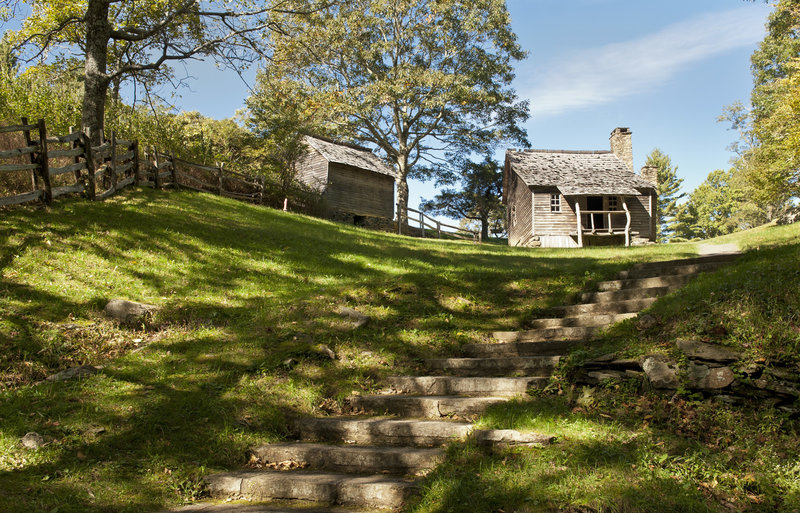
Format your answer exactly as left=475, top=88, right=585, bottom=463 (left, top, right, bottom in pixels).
left=506, top=149, right=655, bottom=196
left=303, top=136, right=396, bottom=178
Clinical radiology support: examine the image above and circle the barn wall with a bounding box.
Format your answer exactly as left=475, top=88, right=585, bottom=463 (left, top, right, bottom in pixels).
left=295, top=147, right=329, bottom=191
left=326, top=163, right=395, bottom=219
left=507, top=171, right=533, bottom=246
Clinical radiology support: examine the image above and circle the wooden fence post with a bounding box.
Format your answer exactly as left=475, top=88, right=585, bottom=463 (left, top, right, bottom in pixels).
left=436, top=221, right=441, bottom=238
left=132, top=140, right=141, bottom=186
left=152, top=147, right=162, bottom=189
left=397, top=203, right=402, bottom=235
left=20, top=117, right=40, bottom=192
left=171, top=152, right=178, bottom=190
left=80, top=132, right=97, bottom=201
left=419, top=210, right=425, bottom=238
left=109, top=131, right=118, bottom=194
left=37, top=119, right=52, bottom=205
left=69, top=126, right=83, bottom=183
left=217, top=163, right=223, bottom=195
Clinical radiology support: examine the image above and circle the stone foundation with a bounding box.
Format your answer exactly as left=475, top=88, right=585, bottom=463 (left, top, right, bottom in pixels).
left=330, top=211, right=395, bottom=232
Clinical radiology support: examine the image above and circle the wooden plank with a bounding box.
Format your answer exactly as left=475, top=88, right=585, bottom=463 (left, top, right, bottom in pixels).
left=115, top=161, right=133, bottom=175
left=0, top=163, right=40, bottom=172
left=117, top=150, right=135, bottom=163
left=51, top=183, right=85, bottom=198
left=50, top=161, right=86, bottom=176
left=48, top=147, right=84, bottom=159
left=158, top=170, right=172, bottom=180
left=156, top=161, right=171, bottom=170
left=176, top=170, right=214, bottom=188
left=46, top=131, right=82, bottom=144
left=96, top=187, right=115, bottom=200
left=0, top=190, right=43, bottom=206
left=221, top=190, right=259, bottom=200
left=0, top=145, right=38, bottom=159
left=0, top=123, right=38, bottom=134
left=116, top=139, right=134, bottom=146
left=117, top=176, right=134, bottom=189
left=172, top=156, right=219, bottom=173
left=177, top=182, right=208, bottom=193
left=92, top=143, right=111, bottom=157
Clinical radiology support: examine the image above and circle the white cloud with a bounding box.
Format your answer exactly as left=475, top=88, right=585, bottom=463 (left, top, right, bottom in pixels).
left=524, top=7, right=767, bottom=118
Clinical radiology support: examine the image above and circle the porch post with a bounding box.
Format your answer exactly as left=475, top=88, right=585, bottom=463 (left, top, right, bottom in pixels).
left=575, top=201, right=583, bottom=248
left=622, top=199, right=631, bottom=247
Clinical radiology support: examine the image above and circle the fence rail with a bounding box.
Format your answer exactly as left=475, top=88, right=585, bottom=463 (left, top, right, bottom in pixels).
left=399, top=205, right=481, bottom=242
left=0, top=118, right=263, bottom=208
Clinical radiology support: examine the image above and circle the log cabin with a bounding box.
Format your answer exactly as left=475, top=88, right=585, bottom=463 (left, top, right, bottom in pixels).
left=503, top=127, right=657, bottom=248
left=295, top=135, right=396, bottom=224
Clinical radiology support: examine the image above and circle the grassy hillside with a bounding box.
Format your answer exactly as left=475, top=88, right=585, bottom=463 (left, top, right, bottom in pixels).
left=0, top=188, right=796, bottom=512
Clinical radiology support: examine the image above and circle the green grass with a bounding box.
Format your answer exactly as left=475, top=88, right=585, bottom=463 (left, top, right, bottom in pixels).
left=0, top=188, right=797, bottom=512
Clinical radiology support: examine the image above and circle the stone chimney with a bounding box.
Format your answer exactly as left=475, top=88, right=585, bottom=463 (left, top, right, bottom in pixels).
left=609, top=127, right=633, bottom=172
left=640, top=165, right=658, bottom=186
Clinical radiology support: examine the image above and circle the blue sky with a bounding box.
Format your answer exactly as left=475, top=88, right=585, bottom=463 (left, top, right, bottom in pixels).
left=169, top=1, right=772, bottom=213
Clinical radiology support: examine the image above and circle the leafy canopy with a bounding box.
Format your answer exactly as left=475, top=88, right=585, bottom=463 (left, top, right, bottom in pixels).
left=249, top=0, right=529, bottom=218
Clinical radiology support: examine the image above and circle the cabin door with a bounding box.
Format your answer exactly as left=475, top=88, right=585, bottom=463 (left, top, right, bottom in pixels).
left=586, top=196, right=604, bottom=229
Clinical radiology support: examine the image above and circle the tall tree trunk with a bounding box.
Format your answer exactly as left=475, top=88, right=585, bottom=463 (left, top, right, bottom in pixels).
left=396, top=154, right=409, bottom=228
left=81, top=0, right=111, bottom=145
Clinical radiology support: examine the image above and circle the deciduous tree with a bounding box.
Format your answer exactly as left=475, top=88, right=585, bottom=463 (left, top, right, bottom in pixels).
left=6, top=0, right=315, bottom=143
left=250, top=0, right=529, bottom=224
left=421, top=156, right=503, bottom=241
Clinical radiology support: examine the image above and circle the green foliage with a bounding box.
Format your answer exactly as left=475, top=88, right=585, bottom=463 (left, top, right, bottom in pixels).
left=644, top=148, right=685, bottom=242
left=0, top=41, right=82, bottom=133
left=253, top=0, right=530, bottom=217
left=420, top=156, right=505, bottom=240
left=676, top=169, right=742, bottom=240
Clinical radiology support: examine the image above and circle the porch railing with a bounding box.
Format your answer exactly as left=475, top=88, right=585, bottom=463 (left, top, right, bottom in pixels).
left=574, top=200, right=631, bottom=247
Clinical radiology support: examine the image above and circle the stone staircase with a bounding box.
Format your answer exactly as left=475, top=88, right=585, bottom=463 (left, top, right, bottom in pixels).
left=180, top=252, right=738, bottom=513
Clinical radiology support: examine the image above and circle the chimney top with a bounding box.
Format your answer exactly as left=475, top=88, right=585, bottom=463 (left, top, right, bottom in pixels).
left=609, top=127, right=634, bottom=173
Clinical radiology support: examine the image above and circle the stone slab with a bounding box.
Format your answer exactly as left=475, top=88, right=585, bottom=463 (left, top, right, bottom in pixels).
left=293, top=417, right=473, bottom=447
left=426, top=356, right=560, bottom=377
left=348, top=395, right=508, bottom=418
left=386, top=376, right=547, bottom=396
left=250, top=443, right=443, bottom=473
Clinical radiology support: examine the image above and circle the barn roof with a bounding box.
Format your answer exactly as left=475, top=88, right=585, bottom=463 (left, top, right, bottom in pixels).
left=505, top=149, right=655, bottom=196
left=303, top=136, right=396, bottom=178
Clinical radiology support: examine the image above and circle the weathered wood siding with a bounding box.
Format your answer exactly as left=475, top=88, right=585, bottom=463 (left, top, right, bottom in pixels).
left=533, top=188, right=577, bottom=236
left=507, top=171, right=533, bottom=246
left=326, top=163, right=394, bottom=219
left=295, top=147, right=329, bottom=192
left=627, top=193, right=654, bottom=240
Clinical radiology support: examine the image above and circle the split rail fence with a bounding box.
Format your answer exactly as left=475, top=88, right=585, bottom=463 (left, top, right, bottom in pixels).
left=0, top=118, right=262, bottom=208
left=399, top=205, right=481, bottom=242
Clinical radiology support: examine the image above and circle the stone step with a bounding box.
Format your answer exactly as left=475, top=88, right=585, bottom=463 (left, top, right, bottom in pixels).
left=427, top=356, right=560, bottom=376
left=580, top=285, right=679, bottom=303
left=348, top=394, right=509, bottom=418
left=463, top=342, right=579, bottom=359
left=550, top=297, right=658, bottom=317
left=527, top=312, right=637, bottom=329
left=596, top=273, right=695, bottom=292
left=292, top=417, right=473, bottom=447
left=250, top=443, right=443, bottom=474
left=628, top=253, right=738, bottom=271
left=464, top=339, right=579, bottom=357
left=206, top=470, right=416, bottom=509
left=617, top=261, right=727, bottom=280
left=492, top=326, right=599, bottom=343
left=166, top=504, right=374, bottom=512
left=386, top=376, right=547, bottom=396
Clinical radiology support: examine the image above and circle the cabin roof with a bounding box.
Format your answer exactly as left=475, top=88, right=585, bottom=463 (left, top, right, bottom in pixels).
left=303, top=135, right=396, bottom=178
left=505, top=149, right=655, bottom=196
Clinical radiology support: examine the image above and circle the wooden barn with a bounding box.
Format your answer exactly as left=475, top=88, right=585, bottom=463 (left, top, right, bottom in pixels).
left=295, top=135, right=396, bottom=223
left=503, top=127, right=657, bottom=248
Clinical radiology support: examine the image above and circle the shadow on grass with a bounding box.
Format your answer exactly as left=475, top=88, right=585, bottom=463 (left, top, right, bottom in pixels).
left=0, top=188, right=699, bottom=512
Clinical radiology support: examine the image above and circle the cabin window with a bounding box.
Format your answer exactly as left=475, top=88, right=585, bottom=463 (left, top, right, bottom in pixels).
left=608, top=196, right=618, bottom=211
left=550, top=193, right=561, bottom=212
